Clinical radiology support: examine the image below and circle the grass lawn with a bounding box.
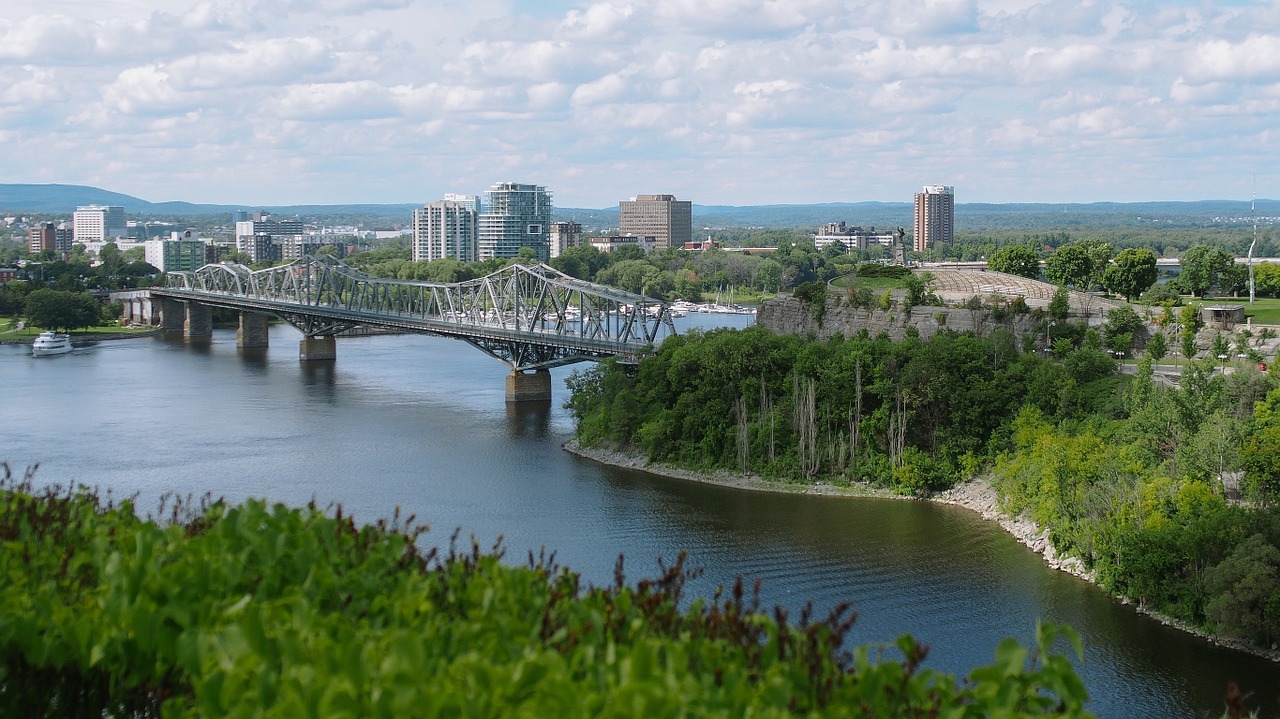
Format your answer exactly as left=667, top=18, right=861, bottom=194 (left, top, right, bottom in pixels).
left=1199, top=296, right=1280, bottom=325
left=829, top=274, right=906, bottom=290
left=0, top=317, right=157, bottom=340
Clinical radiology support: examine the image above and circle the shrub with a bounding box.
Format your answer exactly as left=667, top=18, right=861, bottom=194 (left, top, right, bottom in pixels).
left=0, top=470, right=1096, bottom=718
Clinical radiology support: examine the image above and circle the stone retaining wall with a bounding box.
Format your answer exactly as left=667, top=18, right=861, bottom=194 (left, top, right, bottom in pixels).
left=757, top=295, right=1043, bottom=344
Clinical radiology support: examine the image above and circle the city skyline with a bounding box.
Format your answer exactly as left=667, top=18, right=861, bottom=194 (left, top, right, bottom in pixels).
left=2, top=1, right=1277, bottom=208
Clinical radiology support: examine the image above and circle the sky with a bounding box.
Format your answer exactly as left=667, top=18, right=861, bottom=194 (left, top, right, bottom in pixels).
left=1, top=0, right=1278, bottom=208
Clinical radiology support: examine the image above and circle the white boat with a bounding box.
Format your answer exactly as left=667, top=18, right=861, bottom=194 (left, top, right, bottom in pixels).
left=31, top=331, right=72, bottom=357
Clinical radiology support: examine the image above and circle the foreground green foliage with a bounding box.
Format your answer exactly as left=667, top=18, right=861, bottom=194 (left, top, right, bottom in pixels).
left=0, top=469, right=1094, bottom=718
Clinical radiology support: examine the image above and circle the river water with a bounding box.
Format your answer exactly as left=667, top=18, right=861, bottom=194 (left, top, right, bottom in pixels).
left=3, top=317, right=1276, bottom=716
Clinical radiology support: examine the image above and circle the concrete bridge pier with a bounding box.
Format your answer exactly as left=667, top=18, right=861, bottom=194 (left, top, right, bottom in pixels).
left=236, top=312, right=270, bottom=348
left=158, top=298, right=186, bottom=333
left=299, top=334, right=336, bottom=361
left=506, top=368, right=552, bottom=403
left=184, top=303, right=213, bottom=340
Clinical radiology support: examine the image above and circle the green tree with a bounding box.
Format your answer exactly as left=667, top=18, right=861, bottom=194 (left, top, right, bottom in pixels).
left=24, top=288, right=101, bottom=332
left=1043, top=244, right=1095, bottom=289
left=988, top=244, right=1040, bottom=279
left=1177, top=245, right=1235, bottom=298
left=1242, top=388, right=1280, bottom=506
left=1254, top=261, right=1280, bottom=297
left=1177, top=303, right=1203, bottom=333
left=1048, top=286, right=1070, bottom=320
left=1203, top=534, right=1280, bottom=645
left=1102, top=248, right=1158, bottom=301
left=0, top=280, right=30, bottom=315
left=1210, top=332, right=1231, bottom=362
left=1084, top=242, right=1114, bottom=289
left=1181, top=326, right=1198, bottom=361
left=1104, top=305, right=1142, bottom=355
left=1145, top=331, right=1168, bottom=362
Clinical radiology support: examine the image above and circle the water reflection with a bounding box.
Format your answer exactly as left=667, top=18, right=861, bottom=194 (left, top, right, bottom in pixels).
left=300, top=358, right=337, bottom=386
left=506, top=400, right=552, bottom=438
left=236, top=346, right=269, bottom=365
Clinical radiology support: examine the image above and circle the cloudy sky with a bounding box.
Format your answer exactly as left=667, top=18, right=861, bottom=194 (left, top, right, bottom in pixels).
left=1, top=0, right=1278, bottom=208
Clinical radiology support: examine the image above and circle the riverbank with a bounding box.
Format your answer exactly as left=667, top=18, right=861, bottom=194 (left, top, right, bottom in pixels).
left=563, top=438, right=1280, bottom=664
left=0, top=328, right=162, bottom=345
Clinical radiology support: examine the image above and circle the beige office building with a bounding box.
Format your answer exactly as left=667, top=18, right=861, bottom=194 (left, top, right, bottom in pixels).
left=912, top=185, right=954, bottom=252
left=549, top=221, right=582, bottom=259
left=619, top=194, right=692, bottom=251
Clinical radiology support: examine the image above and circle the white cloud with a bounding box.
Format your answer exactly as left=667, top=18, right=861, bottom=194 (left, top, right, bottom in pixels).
left=1186, top=34, right=1280, bottom=82
left=558, top=2, right=635, bottom=40
left=278, top=81, right=398, bottom=120
left=571, top=72, right=629, bottom=107
left=1, top=0, right=1278, bottom=205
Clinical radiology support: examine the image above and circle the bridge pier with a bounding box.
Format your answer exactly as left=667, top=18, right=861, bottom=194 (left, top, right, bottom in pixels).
left=299, top=334, right=336, bottom=361
left=236, top=312, right=270, bottom=348
left=158, top=298, right=185, bottom=333
left=506, top=368, right=552, bottom=403
left=184, top=302, right=213, bottom=340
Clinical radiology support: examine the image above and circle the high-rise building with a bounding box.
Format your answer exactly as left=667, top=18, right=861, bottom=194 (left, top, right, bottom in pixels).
left=413, top=198, right=479, bottom=262
left=443, top=193, right=481, bottom=214
left=144, top=235, right=208, bottom=272
left=73, top=205, right=127, bottom=243
left=619, top=194, right=692, bottom=251
left=912, top=185, right=954, bottom=252
left=54, top=223, right=74, bottom=254
left=548, top=221, right=582, bottom=259
left=234, top=217, right=307, bottom=263
left=478, top=182, right=552, bottom=261
left=28, top=223, right=56, bottom=254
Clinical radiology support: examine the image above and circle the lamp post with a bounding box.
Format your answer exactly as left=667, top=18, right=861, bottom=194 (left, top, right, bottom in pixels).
left=1218, top=353, right=1229, bottom=374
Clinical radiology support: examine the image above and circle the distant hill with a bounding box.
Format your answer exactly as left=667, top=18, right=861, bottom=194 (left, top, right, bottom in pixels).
left=0, top=184, right=417, bottom=218
left=0, top=184, right=160, bottom=213
left=3, top=183, right=1276, bottom=230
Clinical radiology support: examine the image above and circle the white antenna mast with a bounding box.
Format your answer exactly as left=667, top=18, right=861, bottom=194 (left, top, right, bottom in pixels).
left=1249, top=178, right=1258, bottom=304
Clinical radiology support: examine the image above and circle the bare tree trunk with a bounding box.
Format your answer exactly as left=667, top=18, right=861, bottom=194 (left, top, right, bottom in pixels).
left=888, top=388, right=907, bottom=467
left=759, top=377, right=775, bottom=464
left=852, top=358, right=862, bottom=475
left=792, top=375, right=819, bottom=477
left=734, top=395, right=750, bottom=476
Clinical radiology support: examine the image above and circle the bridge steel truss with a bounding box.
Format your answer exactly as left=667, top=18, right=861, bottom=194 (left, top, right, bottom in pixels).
left=156, top=255, right=676, bottom=370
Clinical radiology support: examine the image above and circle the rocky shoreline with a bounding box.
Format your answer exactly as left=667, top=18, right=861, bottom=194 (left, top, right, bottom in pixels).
left=563, top=438, right=1280, bottom=664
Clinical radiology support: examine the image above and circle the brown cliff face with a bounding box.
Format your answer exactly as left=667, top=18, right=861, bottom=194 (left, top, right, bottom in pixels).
left=757, top=295, right=1041, bottom=343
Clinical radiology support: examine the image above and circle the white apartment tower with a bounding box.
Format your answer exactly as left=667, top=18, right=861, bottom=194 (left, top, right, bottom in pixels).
left=478, top=182, right=552, bottom=261
left=618, top=194, right=692, bottom=251
left=413, top=197, right=479, bottom=262
left=913, top=185, right=954, bottom=252
left=73, top=205, right=127, bottom=243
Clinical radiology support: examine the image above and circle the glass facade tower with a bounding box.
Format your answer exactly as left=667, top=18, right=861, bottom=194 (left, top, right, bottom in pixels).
left=478, top=182, right=552, bottom=261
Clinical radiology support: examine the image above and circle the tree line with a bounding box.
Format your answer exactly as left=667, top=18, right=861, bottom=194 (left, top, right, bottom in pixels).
left=345, top=239, right=867, bottom=301
left=567, top=319, right=1280, bottom=650
left=984, top=239, right=1280, bottom=300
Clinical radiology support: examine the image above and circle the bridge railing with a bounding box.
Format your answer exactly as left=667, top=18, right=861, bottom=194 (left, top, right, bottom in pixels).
left=164, top=255, right=676, bottom=350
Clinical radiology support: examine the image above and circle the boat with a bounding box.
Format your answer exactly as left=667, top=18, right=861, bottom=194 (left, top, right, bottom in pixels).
left=31, top=331, right=72, bottom=357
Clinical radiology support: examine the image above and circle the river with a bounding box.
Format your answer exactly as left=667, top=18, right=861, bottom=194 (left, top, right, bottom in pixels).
left=3, top=316, right=1276, bottom=716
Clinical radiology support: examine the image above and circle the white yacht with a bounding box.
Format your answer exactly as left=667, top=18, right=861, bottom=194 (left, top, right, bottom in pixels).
left=31, top=331, right=72, bottom=357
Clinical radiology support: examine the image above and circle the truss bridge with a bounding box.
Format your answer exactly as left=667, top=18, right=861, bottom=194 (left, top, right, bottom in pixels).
left=149, top=255, right=676, bottom=401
